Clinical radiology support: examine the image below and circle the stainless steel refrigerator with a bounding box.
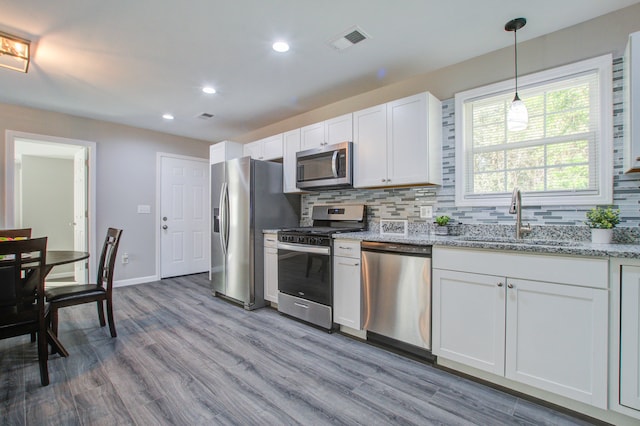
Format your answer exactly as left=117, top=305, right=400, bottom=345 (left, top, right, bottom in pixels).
left=211, top=156, right=299, bottom=310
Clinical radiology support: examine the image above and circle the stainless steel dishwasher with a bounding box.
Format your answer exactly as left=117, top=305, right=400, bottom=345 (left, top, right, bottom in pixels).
left=361, top=241, right=432, bottom=358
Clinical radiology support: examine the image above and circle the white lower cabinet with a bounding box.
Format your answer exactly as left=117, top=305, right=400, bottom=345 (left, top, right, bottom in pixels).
left=333, top=240, right=361, bottom=329
left=433, top=247, right=608, bottom=409
left=621, top=265, right=640, bottom=411
left=263, top=233, right=278, bottom=304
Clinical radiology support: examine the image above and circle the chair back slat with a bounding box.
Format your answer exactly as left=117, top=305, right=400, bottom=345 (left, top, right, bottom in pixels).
left=97, top=228, right=122, bottom=291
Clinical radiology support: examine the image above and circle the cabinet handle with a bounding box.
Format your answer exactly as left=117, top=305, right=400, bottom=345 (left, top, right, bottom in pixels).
left=636, top=156, right=640, bottom=162
left=338, top=262, right=359, bottom=266
left=381, top=179, right=386, bottom=182
left=497, top=282, right=503, bottom=287
left=338, top=246, right=352, bottom=250
left=507, top=283, right=514, bottom=289
left=266, top=239, right=275, bottom=242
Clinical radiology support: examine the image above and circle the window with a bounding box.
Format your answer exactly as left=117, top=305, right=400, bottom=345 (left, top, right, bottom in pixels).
left=455, top=55, right=613, bottom=206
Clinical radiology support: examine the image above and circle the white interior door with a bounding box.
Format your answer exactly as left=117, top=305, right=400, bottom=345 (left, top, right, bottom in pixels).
left=73, top=148, right=88, bottom=282
left=160, top=155, right=210, bottom=278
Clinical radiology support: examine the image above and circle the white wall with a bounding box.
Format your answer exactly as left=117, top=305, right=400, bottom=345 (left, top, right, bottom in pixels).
left=0, top=105, right=210, bottom=282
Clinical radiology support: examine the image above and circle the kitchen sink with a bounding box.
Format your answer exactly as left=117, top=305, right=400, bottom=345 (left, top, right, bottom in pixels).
left=457, top=236, right=581, bottom=247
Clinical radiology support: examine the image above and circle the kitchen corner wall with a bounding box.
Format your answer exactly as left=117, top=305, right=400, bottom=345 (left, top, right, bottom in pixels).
left=301, top=57, right=640, bottom=230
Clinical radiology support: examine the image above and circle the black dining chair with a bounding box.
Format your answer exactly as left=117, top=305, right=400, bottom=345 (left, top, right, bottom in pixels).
left=0, top=237, right=50, bottom=386
left=45, top=228, right=123, bottom=338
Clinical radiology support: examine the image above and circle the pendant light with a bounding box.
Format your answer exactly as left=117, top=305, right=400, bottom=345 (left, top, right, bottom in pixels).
left=505, top=18, right=527, bottom=132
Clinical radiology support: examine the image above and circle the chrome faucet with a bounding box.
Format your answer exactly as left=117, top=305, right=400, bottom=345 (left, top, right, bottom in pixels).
left=509, top=187, right=532, bottom=239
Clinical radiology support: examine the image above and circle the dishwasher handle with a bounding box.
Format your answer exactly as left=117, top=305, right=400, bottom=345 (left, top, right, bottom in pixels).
left=361, top=241, right=432, bottom=256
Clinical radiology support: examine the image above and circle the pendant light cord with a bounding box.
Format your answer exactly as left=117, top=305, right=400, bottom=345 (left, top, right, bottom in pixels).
left=514, top=28, right=519, bottom=97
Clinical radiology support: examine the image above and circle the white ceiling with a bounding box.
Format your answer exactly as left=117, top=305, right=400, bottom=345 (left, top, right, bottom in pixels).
left=1, top=0, right=638, bottom=143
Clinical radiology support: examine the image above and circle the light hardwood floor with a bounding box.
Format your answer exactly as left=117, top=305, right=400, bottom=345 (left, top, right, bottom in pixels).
left=1, top=274, right=599, bottom=425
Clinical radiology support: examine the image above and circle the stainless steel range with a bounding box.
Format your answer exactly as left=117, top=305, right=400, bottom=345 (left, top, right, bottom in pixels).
left=277, top=204, right=366, bottom=330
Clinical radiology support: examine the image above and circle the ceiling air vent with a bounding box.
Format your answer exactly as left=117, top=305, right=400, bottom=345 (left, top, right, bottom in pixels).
left=329, top=26, right=370, bottom=50
left=198, top=112, right=214, bottom=120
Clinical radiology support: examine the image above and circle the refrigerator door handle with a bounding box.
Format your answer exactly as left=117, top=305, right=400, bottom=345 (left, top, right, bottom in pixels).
left=331, top=150, right=339, bottom=178
left=219, top=182, right=229, bottom=254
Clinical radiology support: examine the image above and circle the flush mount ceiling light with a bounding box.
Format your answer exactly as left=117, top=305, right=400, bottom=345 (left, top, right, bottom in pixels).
left=0, top=31, right=30, bottom=73
left=202, top=86, right=216, bottom=94
left=272, top=41, right=290, bottom=53
left=505, top=17, right=528, bottom=132
left=162, top=113, right=174, bottom=120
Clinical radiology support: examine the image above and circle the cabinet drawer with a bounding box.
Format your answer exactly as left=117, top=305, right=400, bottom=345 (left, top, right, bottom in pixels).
left=433, top=247, right=608, bottom=289
left=334, top=240, right=361, bottom=258
left=264, top=233, right=278, bottom=248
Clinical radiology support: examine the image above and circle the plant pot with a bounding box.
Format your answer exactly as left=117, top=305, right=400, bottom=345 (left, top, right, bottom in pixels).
left=591, top=228, right=612, bottom=244
left=435, top=225, right=449, bottom=236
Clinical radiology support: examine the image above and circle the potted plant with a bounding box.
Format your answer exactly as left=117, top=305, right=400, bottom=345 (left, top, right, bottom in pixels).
left=585, top=206, right=620, bottom=244
left=435, top=215, right=450, bottom=236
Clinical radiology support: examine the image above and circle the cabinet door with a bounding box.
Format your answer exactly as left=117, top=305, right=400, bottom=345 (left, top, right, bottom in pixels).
left=325, top=113, right=353, bottom=145
left=505, top=278, right=608, bottom=409
left=264, top=245, right=278, bottom=303
left=210, top=141, right=243, bottom=164
left=353, top=104, right=388, bottom=188
left=300, top=122, right=325, bottom=150
left=432, top=269, right=505, bottom=375
left=333, top=256, right=361, bottom=329
left=621, top=265, right=640, bottom=410
left=624, top=32, right=640, bottom=172
left=386, top=93, right=430, bottom=186
left=261, top=134, right=283, bottom=160
left=243, top=141, right=262, bottom=159
left=283, top=129, right=303, bottom=193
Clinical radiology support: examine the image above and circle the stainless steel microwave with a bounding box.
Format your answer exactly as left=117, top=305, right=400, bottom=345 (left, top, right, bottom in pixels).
left=296, top=141, right=353, bottom=190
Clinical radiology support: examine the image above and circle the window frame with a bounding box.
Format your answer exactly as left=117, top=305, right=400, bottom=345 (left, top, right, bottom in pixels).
left=454, top=54, right=613, bottom=207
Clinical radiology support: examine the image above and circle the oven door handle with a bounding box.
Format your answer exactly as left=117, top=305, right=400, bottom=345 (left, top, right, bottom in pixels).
left=277, top=242, right=331, bottom=255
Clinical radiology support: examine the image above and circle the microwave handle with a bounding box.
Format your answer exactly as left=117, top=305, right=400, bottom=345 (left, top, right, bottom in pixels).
left=331, top=150, right=339, bottom=178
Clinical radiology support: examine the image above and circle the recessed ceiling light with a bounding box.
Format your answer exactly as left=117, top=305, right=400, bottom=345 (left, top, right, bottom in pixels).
left=162, top=113, right=174, bottom=120
left=202, top=86, right=216, bottom=94
left=272, top=41, right=290, bottom=53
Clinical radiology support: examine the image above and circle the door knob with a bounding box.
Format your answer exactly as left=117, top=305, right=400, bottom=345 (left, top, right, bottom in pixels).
left=162, top=225, right=168, bottom=230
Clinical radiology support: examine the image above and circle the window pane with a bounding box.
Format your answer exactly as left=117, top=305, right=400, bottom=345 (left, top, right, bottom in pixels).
left=473, top=122, right=504, bottom=147
left=546, top=109, right=590, bottom=137
left=547, top=140, right=589, bottom=165
left=474, top=151, right=504, bottom=172
left=546, top=85, right=589, bottom=114
left=547, top=165, right=589, bottom=190
left=507, top=169, right=545, bottom=192
left=474, top=172, right=505, bottom=193
left=507, top=146, right=544, bottom=169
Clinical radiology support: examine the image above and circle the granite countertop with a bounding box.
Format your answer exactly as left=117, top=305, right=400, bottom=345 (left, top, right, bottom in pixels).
left=333, top=231, right=640, bottom=259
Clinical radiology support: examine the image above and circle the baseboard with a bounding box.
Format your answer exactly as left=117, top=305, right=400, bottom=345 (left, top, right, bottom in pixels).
left=114, top=274, right=158, bottom=287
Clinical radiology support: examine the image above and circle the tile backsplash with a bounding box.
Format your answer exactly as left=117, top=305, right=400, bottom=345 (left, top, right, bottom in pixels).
left=301, top=57, right=640, bottom=240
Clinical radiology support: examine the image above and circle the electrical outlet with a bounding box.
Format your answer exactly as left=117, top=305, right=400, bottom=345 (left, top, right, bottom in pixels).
left=122, top=253, right=129, bottom=264
left=420, top=206, right=433, bottom=219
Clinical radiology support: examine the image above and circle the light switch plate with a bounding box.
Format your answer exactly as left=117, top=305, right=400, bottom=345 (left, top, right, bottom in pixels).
left=137, top=205, right=151, bottom=214
left=420, top=206, right=433, bottom=219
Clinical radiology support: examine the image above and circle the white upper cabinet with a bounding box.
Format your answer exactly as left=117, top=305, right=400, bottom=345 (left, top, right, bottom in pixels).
left=300, top=113, right=353, bottom=150
left=243, top=134, right=283, bottom=161
left=210, top=140, right=243, bottom=164
left=283, top=129, right=304, bottom=193
left=625, top=32, right=640, bottom=173
left=353, top=92, right=442, bottom=188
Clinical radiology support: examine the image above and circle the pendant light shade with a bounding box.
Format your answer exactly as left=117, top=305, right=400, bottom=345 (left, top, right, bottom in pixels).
left=505, top=18, right=527, bottom=132
left=508, top=94, right=528, bottom=131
